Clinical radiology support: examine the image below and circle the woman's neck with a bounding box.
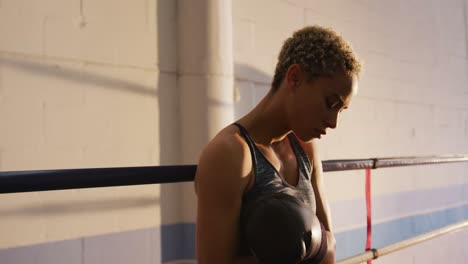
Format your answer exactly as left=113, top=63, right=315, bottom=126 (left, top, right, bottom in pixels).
left=236, top=91, right=290, bottom=146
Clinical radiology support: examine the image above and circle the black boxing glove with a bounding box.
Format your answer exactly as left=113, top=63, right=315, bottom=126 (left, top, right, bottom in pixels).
left=241, top=190, right=323, bottom=264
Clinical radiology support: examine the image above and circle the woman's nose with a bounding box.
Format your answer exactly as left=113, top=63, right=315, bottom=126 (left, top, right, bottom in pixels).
left=324, top=111, right=339, bottom=129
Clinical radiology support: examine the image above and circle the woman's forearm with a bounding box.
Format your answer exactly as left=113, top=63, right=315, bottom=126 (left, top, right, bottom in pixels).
left=315, top=190, right=333, bottom=232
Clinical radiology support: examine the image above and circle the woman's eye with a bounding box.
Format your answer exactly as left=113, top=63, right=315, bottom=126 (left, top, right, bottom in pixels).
left=326, top=98, right=339, bottom=109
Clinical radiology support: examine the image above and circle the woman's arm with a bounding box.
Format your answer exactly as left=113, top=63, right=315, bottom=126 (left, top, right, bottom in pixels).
left=307, top=140, right=338, bottom=263
left=195, top=134, right=254, bottom=264
left=301, top=140, right=333, bottom=233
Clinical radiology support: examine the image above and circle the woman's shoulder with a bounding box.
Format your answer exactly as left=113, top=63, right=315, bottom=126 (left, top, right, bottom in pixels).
left=201, top=125, right=249, bottom=160
left=194, top=124, right=253, bottom=194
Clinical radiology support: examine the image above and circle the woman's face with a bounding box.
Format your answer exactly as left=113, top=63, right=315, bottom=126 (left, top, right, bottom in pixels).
left=286, top=69, right=358, bottom=142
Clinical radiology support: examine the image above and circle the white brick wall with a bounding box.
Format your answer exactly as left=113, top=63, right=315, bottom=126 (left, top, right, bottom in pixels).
left=0, top=54, right=162, bottom=170
left=0, top=0, right=177, bottom=250
left=233, top=0, right=468, bottom=262
left=233, top=0, right=468, bottom=189
left=233, top=0, right=303, bottom=77
left=0, top=0, right=467, bottom=262
left=45, top=2, right=157, bottom=67
left=0, top=9, right=44, bottom=54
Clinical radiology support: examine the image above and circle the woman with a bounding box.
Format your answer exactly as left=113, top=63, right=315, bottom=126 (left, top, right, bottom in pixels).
left=195, top=25, right=362, bottom=264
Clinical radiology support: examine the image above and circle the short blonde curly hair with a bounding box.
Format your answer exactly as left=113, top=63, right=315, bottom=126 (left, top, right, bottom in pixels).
left=272, top=25, right=362, bottom=91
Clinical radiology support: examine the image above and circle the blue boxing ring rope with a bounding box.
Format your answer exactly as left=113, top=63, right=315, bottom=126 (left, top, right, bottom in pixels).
left=0, top=154, right=467, bottom=263
left=1, top=155, right=467, bottom=194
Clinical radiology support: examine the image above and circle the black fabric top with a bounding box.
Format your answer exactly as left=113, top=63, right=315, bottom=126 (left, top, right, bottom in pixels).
left=233, top=123, right=317, bottom=257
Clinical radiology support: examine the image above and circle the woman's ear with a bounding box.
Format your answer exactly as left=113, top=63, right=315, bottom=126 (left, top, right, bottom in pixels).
left=285, top=64, right=303, bottom=92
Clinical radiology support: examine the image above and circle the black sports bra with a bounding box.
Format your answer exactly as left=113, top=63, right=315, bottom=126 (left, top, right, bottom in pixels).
left=233, top=123, right=317, bottom=257
left=233, top=123, right=316, bottom=209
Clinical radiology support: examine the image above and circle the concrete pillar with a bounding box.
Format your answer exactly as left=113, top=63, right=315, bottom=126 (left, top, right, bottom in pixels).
left=177, top=0, right=234, bottom=165
left=177, top=0, right=234, bottom=224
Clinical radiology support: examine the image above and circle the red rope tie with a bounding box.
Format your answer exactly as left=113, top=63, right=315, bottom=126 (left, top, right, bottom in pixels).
left=365, top=168, right=372, bottom=264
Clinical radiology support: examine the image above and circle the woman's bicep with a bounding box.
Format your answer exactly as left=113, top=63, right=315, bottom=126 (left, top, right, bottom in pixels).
left=195, top=139, right=247, bottom=264
left=196, top=192, right=242, bottom=264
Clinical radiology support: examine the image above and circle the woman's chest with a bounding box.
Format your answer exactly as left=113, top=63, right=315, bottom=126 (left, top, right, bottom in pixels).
left=257, top=143, right=300, bottom=186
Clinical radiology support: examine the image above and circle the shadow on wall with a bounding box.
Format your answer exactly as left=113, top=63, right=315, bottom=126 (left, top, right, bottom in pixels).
left=0, top=196, right=160, bottom=217
left=0, top=56, right=162, bottom=215
left=234, top=63, right=272, bottom=119
left=154, top=0, right=186, bottom=262
left=0, top=56, right=157, bottom=97
left=234, top=63, right=272, bottom=85
left=150, top=2, right=272, bottom=261
left=0, top=33, right=274, bottom=264
left=157, top=56, right=274, bottom=263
